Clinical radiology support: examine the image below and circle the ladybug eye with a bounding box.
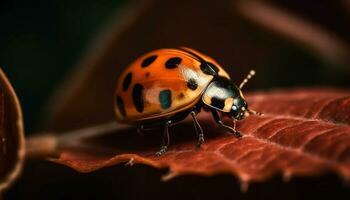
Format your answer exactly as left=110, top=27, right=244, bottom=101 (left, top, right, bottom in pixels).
left=232, top=105, right=238, bottom=111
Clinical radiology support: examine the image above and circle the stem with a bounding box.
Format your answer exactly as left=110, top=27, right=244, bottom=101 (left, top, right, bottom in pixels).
left=26, top=121, right=130, bottom=158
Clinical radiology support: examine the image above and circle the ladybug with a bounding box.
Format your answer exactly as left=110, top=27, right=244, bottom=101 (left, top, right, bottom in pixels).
left=114, top=47, right=261, bottom=155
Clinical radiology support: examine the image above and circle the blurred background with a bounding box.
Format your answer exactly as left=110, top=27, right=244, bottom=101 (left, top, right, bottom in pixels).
left=1, top=0, right=350, bottom=199
left=0, top=0, right=127, bottom=132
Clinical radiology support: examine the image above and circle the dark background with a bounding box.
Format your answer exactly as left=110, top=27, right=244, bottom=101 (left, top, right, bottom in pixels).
left=0, top=0, right=126, bottom=132
left=1, top=0, right=350, bottom=199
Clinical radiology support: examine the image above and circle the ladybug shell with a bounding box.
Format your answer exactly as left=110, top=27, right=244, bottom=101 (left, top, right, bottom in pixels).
left=114, top=47, right=230, bottom=123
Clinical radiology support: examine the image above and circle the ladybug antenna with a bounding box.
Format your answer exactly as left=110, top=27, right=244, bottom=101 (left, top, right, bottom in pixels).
left=239, top=70, right=256, bottom=89
left=247, top=109, right=262, bottom=116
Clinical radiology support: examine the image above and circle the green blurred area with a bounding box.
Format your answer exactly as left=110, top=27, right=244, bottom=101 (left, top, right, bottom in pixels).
left=0, top=0, right=126, bottom=132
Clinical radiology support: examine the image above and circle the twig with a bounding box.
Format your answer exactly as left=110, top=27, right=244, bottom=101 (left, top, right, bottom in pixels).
left=26, top=122, right=130, bottom=158
left=234, top=0, right=350, bottom=70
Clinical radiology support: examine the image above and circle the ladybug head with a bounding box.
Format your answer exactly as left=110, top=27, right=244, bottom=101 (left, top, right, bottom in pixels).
left=228, top=95, right=261, bottom=120
left=228, top=70, right=261, bottom=120
left=202, top=70, right=261, bottom=119
left=229, top=96, right=248, bottom=120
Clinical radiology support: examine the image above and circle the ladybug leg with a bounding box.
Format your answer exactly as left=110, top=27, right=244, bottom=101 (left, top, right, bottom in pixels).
left=156, top=120, right=171, bottom=156
left=190, top=111, right=204, bottom=148
left=211, top=110, right=242, bottom=137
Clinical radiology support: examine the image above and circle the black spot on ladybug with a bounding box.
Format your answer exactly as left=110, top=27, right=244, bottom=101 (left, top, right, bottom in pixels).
left=159, top=90, right=172, bottom=109
left=200, top=62, right=219, bottom=76
left=145, top=72, right=150, bottom=77
left=132, top=83, right=144, bottom=112
left=141, top=55, right=157, bottom=67
left=187, top=78, right=198, bottom=90
left=122, top=72, right=132, bottom=91
left=116, top=95, right=126, bottom=117
left=165, top=57, right=182, bottom=69
left=210, top=97, right=225, bottom=110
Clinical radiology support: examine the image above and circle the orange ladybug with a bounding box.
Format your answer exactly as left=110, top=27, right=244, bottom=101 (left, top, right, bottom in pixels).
left=114, top=47, right=261, bottom=155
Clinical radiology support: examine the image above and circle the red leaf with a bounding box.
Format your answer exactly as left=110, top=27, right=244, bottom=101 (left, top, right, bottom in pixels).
left=47, top=88, right=350, bottom=185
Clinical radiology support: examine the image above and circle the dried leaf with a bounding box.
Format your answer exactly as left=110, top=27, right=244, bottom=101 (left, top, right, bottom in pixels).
left=0, top=69, right=25, bottom=192
left=48, top=88, right=350, bottom=185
